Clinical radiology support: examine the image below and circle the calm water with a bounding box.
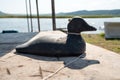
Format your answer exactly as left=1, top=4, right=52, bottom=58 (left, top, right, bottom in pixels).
left=0, top=18, right=120, bottom=33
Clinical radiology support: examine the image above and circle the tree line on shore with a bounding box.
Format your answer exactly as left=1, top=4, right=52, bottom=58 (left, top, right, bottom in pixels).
left=0, top=9, right=120, bottom=18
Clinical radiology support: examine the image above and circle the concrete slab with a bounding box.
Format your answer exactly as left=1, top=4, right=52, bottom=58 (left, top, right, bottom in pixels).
left=104, top=22, right=120, bottom=39
left=0, top=31, right=120, bottom=80
left=0, top=32, right=38, bottom=56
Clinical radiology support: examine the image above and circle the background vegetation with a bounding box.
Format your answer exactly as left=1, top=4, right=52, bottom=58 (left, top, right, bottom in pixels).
left=82, top=33, right=120, bottom=54
left=0, top=9, right=120, bottom=18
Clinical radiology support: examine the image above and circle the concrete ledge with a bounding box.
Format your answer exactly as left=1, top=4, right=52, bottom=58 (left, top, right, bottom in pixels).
left=104, top=22, right=120, bottom=39
left=0, top=32, right=38, bottom=56
left=0, top=31, right=120, bottom=80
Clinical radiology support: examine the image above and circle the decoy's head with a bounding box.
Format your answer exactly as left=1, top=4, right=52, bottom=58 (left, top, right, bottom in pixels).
left=67, top=17, right=96, bottom=33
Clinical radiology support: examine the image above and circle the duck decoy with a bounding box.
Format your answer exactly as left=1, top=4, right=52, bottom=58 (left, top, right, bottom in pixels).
left=15, top=17, right=96, bottom=57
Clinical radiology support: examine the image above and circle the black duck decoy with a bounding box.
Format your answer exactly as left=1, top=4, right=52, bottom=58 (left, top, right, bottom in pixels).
left=16, top=17, right=96, bottom=57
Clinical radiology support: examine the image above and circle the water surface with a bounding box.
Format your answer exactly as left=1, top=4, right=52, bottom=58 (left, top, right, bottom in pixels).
left=0, top=18, right=120, bottom=33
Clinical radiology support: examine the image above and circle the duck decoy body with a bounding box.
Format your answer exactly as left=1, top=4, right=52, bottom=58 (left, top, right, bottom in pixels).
left=16, top=17, right=96, bottom=57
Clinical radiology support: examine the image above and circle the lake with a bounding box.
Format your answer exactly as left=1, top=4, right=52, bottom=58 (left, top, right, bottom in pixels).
left=0, top=17, right=120, bottom=33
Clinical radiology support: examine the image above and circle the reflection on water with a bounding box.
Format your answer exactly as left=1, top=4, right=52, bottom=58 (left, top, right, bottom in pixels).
left=0, top=18, right=120, bottom=33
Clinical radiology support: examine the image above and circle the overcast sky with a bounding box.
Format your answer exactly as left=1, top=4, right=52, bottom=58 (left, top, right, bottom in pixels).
left=0, top=0, right=120, bottom=14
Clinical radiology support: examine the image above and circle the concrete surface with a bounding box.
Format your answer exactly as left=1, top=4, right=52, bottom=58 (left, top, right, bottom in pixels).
left=0, top=32, right=38, bottom=56
left=0, top=31, right=120, bottom=80
left=104, top=22, right=120, bottom=38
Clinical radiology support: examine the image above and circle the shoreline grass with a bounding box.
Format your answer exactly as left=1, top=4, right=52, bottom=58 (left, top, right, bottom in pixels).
left=82, top=34, right=120, bottom=54
left=0, top=15, right=120, bottom=18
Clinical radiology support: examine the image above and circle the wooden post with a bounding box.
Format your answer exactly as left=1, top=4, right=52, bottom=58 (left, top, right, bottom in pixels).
left=29, top=0, right=33, bottom=32
left=25, top=0, right=30, bottom=32
left=51, top=0, right=56, bottom=30
left=36, top=0, right=40, bottom=32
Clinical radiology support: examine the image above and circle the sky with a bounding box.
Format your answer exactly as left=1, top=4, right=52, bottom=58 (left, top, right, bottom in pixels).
left=0, top=0, right=120, bottom=14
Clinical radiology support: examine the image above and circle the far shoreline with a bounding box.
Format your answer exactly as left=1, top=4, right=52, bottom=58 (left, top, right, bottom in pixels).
left=0, top=15, right=120, bottom=18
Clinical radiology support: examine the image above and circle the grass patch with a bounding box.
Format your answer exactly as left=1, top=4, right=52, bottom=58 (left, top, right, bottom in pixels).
left=82, top=34, right=120, bottom=54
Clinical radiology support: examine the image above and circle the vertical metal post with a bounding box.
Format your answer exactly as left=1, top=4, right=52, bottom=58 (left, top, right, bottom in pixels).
left=36, top=0, right=40, bottom=32
left=51, top=0, right=56, bottom=30
left=29, top=0, right=33, bottom=32
left=25, top=0, right=30, bottom=32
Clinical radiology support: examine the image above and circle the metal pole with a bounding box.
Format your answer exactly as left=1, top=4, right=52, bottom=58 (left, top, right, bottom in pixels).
left=25, top=0, right=30, bottom=32
left=36, top=0, right=40, bottom=32
left=51, top=0, right=56, bottom=30
left=29, top=0, right=33, bottom=32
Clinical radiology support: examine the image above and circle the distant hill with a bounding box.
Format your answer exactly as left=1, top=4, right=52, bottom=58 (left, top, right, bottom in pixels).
left=57, top=9, right=120, bottom=16
left=0, top=9, right=120, bottom=18
left=0, top=11, right=7, bottom=16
